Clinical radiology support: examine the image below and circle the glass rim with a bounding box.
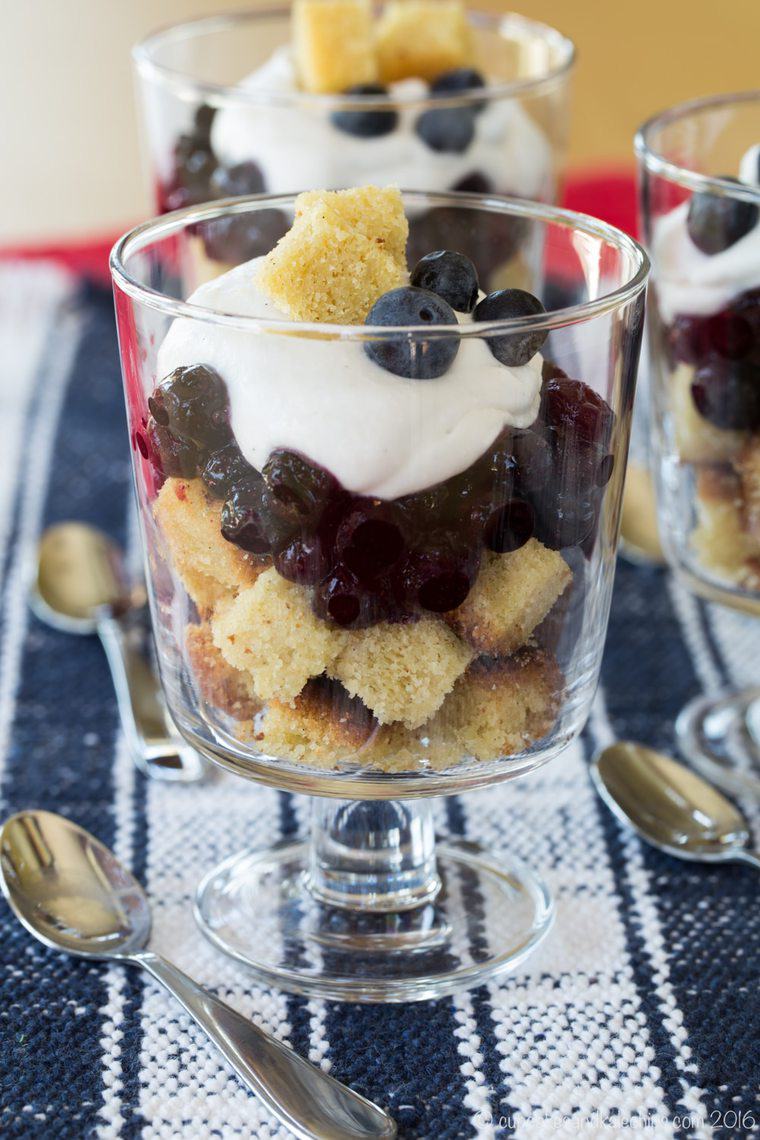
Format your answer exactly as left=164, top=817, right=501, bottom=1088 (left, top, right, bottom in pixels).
left=132, top=6, right=576, bottom=112
left=110, top=190, right=649, bottom=339
left=635, top=90, right=760, bottom=205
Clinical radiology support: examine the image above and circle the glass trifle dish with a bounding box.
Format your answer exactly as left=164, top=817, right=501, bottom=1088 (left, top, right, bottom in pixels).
left=637, top=92, right=760, bottom=794
left=111, top=187, right=647, bottom=1000
left=133, top=0, right=574, bottom=281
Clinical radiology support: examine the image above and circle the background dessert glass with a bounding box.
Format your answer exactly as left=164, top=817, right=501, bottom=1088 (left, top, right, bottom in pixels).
left=111, top=191, right=647, bottom=1001
left=133, top=8, right=574, bottom=273
left=636, top=92, right=760, bottom=796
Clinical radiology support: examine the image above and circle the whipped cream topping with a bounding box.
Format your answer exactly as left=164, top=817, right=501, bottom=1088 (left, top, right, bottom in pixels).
left=210, top=48, right=553, bottom=201
left=651, top=145, right=760, bottom=322
left=157, top=257, right=543, bottom=500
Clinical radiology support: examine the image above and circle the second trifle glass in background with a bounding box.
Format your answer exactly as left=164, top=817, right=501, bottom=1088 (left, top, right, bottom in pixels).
left=132, top=2, right=574, bottom=282
left=111, top=188, right=647, bottom=999
left=636, top=91, right=760, bottom=794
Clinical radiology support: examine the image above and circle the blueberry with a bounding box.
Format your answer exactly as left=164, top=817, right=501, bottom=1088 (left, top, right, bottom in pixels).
left=451, top=171, right=493, bottom=194
left=691, top=360, right=760, bottom=430
left=401, top=546, right=474, bottom=612
left=364, top=287, right=459, bottom=378
left=220, top=474, right=271, bottom=553
left=193, top=103, right=216, bottom=144
left=210, top=161, right=265, bottom=198
left=312, top=565, right=381, bottom=628
left=201, top=442, right=254, bottom=499
left=410, top=250, right=479, bottom=313
left=533, top=484, right=596, bottom=550
left=513, top=429, right=553, bottom=496
left=431, top=67, right=486, bottom=113
left=331, top=84, right=399, bottom=138
left=200, top=208, right=289, bottom=264
left=148, top=365, right=230, bottom=451
left=686, top=180, right=759, bottom=255
left=262, top=449, right=337, bottom=523
left=146, top=417, right=201, bottom=478
left=415, top=106, right=475, bottom=154
left=274, top=533, right=330, bottom=585
left=336, top=504, right=405, bottom=583
left=474, top=289, right=547, bottom=366
left=484, top=498, right=534, bottom=553
left=540, top=376, right=615, bottom=451
left=164, top=134, right=218, bottom=210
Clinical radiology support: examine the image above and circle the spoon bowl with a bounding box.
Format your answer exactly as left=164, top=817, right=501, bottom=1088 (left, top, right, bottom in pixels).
left=0, top=810, right=396, bottom=1140
left=32, top=522, right=138, bottom=633
left=1, top=811, right=151, bottom=957
left=592, top=741, right=760, bottom=869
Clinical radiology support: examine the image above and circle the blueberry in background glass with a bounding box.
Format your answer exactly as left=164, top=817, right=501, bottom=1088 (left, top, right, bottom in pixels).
left=133, top=3, right=574, bottom=273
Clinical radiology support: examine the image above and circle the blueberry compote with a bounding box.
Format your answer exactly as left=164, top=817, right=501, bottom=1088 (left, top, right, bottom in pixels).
left=146, top=353, right=615, bottom=630
left=666, top=287, right=760, bottom=431
left=157, top=108, right=288, bottom=266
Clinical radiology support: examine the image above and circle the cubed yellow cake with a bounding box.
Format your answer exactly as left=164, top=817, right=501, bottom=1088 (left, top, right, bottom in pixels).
left=153, top=478, right=267, bottom=614
left=295, top=187, right=408, bottom=267
left=375, top=0, right=473, bottom=83
left=292, top=0, right=377, bottom=93
left=256, top=189, right=406, bottom=324
left=258, top=677, right=379, bottom=767
left=737, top=436, right=760, bottom=544
left=186, top=623, right=260, bottom=720
left=446, top=541, right=571, bottom=655
left=258, top=678, right=461, bottom=772
left=332, top=617, right=473, bottom=729
left=693, top=466, right=760, bottom=587
left=440, top=649, right=562, bottom=761
left=211, top=569, right=346, bottom=703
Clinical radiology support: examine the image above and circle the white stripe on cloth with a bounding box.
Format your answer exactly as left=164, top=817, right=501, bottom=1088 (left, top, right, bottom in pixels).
left=96, top=734, right=138, bottom=1140
left=461, top=734, right=678, bottom=1138
left=667, top=580, right=723, bottom=694
left=0, top=266, right=79, bottom=789
left=587, top=692, right=712, bottom=1136
left=96, top=500, right=142, bottom=1140
left=0, top=262, right=73, bottom=571
left=132, top=776, right=307, bottom=1136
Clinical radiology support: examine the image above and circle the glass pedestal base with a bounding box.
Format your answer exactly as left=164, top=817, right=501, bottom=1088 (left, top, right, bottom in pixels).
left=677, top=687, right=760, bottom=799
left=195, top=840, right=553, bottom=1003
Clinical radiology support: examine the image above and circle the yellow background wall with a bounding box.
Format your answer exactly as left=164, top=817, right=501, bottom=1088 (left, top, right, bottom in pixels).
left=507, top=0, right=759, bottom=166
left=1, top=0, right=758, bottom=242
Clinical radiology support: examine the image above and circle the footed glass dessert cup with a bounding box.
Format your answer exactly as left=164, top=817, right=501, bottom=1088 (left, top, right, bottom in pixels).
left=133, top=6, right=574, bottom=278
left=637, top=92, right=760, bottom=797
left=111, top=191, right=647, bottom=1001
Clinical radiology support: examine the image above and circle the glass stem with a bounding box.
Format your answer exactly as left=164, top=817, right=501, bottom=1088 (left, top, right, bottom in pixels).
left=307, top=798, right=441, bottom=912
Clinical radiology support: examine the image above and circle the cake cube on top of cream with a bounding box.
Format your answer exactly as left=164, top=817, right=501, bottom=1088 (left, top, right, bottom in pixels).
left=256, top=186, right=409, bottom=324
left=375, top=0, right=474, bottom=83
left=292, top=0, right=377, bottom=93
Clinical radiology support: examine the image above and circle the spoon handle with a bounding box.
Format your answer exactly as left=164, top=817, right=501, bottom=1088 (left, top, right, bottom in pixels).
left=134, top=952, right=396, bottom=1140
left=732, top=849, right=760, bottom=871
left=96, top=611, right=204, bottom=783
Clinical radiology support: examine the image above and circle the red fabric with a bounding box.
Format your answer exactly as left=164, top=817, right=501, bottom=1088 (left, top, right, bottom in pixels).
left=0, top=235, right=116, bottom=282
left=0, top=168, right=638, bottom=282
left=563, top=167, right=639, bottom=239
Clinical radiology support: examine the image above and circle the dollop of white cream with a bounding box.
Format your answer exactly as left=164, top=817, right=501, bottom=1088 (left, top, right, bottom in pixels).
left=651, top=145, right=760, bottom=321
left=157, top=257, right=543, bottom=500
left=211, top=47, right=553, bottom=200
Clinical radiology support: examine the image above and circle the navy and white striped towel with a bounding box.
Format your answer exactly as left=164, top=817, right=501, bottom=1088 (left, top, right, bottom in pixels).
left=0, top=263, right=758, bottom=1139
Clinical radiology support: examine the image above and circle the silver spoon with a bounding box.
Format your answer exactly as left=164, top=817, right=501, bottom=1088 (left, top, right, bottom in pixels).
left=592, top=741, right=760, bottom=870
left=30, top=522, right=204, bottom=783
left=0, top=810, right=397, bottom=1140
